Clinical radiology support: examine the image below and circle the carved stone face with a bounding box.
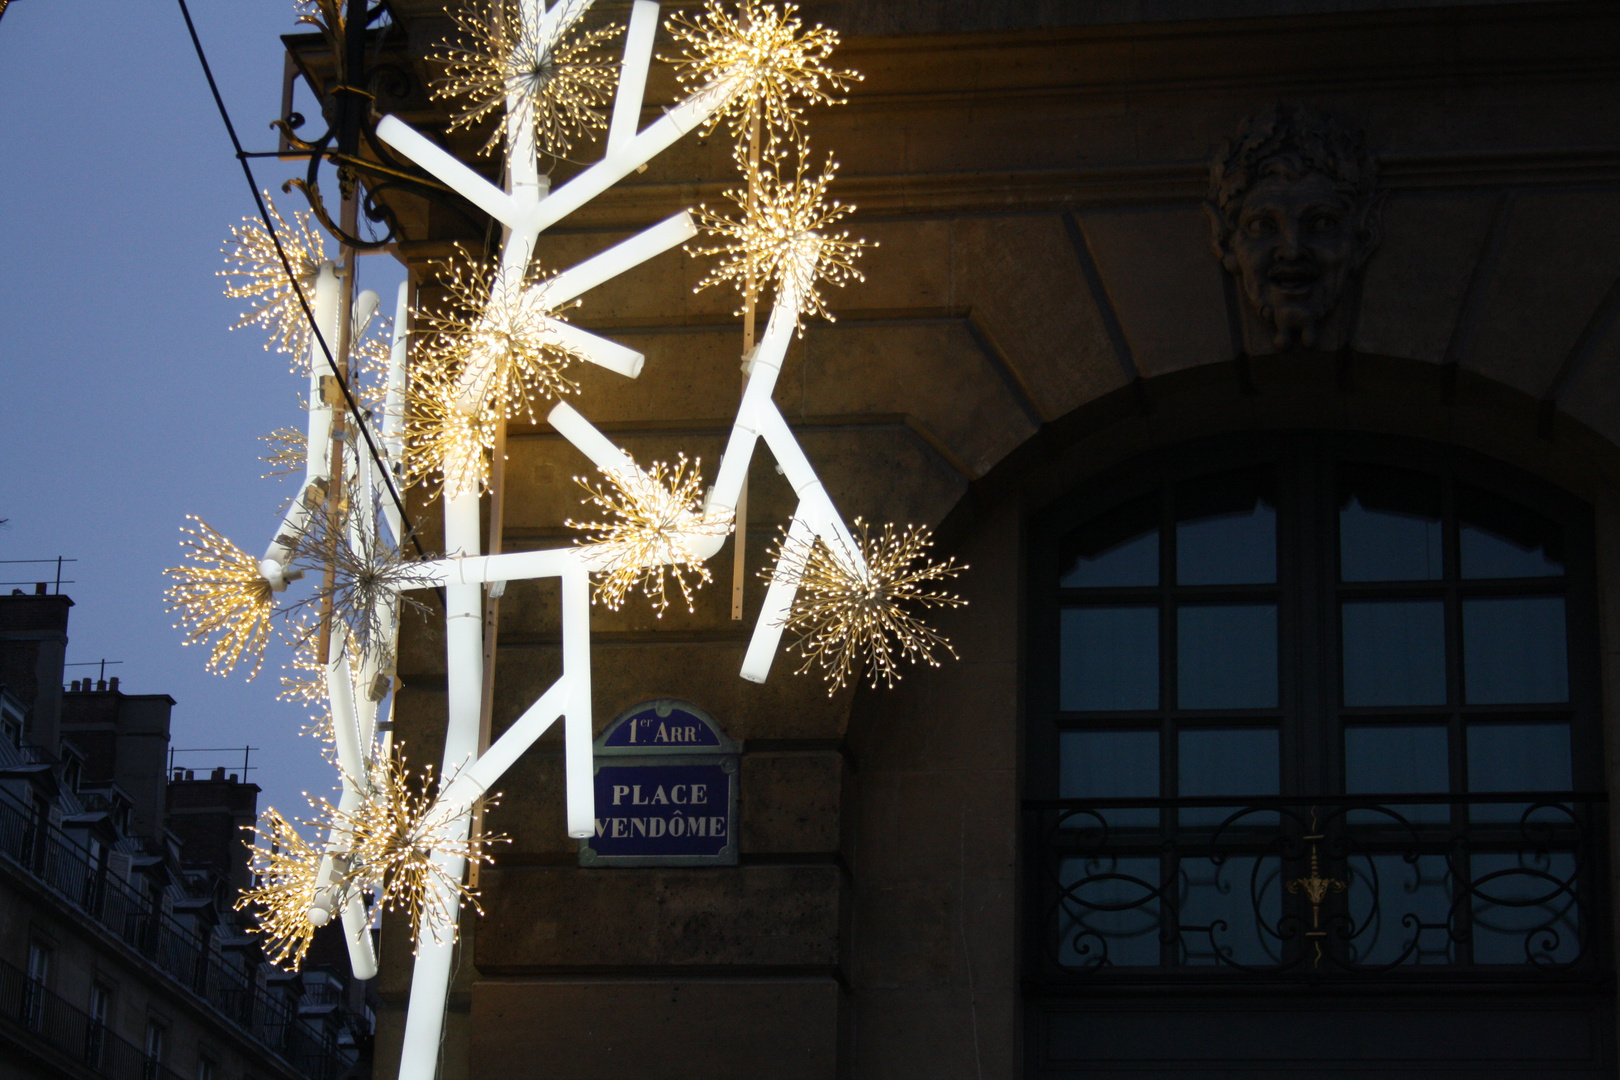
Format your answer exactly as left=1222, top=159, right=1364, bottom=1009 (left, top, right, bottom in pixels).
left=1227, top=171, right=1359, bottom=349
left=1207, top=104, right=1380, bottom=352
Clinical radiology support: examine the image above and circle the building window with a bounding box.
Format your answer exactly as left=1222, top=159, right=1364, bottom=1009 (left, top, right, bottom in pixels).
left=23, top=941, right=50, bottom=1029
left=1027, top=435, right=1602, bottom=977
left=144, top=1021, right=167, bottom=1080
left=86, top=983, right=111, bottom=1067
left=197, top=1055, right=216, bottom=1080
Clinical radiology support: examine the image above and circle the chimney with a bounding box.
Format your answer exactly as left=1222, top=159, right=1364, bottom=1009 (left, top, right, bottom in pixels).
left=166, top=768, right=261, bottom=895
left=0, top=590, right=73, bottom=755
left=60, top=690, right=174, bottom=840
left=33, top=583, right=46, bottom=596
left=108, top=677, right=119, bottom=691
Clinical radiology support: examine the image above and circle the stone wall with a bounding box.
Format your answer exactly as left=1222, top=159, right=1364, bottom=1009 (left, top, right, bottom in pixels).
left=373, top=2, right=1620, bottom=1076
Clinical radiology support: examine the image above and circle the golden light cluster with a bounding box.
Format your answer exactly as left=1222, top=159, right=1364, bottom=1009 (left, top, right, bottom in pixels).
left=664, top=0, right=859, bottom=154
left=321, top=753, right=504, bottom=949
left=690, top=148, right=870, bottom=327
left=163, top=517, right=276, bottom=680
left=768, top=519, right=966, bottom=693
left=403, top=354, right=496, bottom=499
left=568, top=455, right=734, bottom=615
left=236, top=808, right=323, bottom=970
left=433, top=0, right=621, bottom=160
left=260, top=426, right=307, bottom=480
left=406, top=249, right=585, bottom=499
left=220, top=196, right=327, bottom=365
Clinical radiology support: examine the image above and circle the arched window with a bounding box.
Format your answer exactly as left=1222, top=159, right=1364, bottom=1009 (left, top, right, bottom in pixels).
left=1026, top=433, right=1603, bottom=977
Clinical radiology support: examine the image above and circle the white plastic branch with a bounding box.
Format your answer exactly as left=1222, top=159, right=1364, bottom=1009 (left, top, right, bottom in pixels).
left=260, top=261, right=342, bottom=588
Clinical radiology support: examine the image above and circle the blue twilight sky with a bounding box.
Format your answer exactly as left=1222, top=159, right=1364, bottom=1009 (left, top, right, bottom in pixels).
left=0, top=3, right=406, bottom=819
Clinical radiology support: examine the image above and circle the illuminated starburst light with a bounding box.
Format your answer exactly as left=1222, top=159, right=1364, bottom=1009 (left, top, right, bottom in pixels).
left=663, top=0, right=859, bottom=152
left=767, top=519, right=965, bottom=693
left=323, top=752, right=503, bottom=949
left=413, top=247, right=587, bottom=429
left=403, top=355, right=493, bottom=499
left=690, top=148, right=869, bottom=327
left=432, top=0, right=621, bottom=159
left=567, top=455, right=734, bottom=615
left=236, top=808, right=323, bottom=970
left=220, top=196, right=327, bottom=365
left=164, top=517, right=276, bottom=680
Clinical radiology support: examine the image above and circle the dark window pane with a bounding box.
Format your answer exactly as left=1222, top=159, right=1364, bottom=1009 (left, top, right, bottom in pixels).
left=1061, top=730, right=1159, bottom=829
left=1341, top=600, right=1446, bottom=707
left=1061, top=607, right=1158, bottom=711
left=1461, top=596, right=1568, bottom=704
left=1338, top=465, right=1443, bottom=582
left=1459, top=485, right=1564, bottom=579
left=1345, top=724, right=1449, bottom=823
left=1176, top=469, right=1276, bottom=585
left=1061, top=497, right=1159, bottom=588
left=1060, top=731, right=1159, bottom=799
left=1179, top=728, right=1279, bottom=799
left=1345, top=725, right=1449, bottom=795
left=1177, top=604, right=1278, bottom=709
left=1468, top=723, right=1572, bottom=793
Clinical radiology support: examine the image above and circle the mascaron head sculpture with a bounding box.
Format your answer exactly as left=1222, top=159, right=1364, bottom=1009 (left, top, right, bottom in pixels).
left=1207, top=103, right=1381, bottom=349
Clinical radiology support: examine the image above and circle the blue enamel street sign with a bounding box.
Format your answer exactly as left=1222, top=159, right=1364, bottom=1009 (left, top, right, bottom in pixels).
left=579, top=699, right=739, bottom=867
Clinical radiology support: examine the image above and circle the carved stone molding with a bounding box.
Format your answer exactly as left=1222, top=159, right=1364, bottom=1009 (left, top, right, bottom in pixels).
left=1206, top=103, right=1382, bottom=351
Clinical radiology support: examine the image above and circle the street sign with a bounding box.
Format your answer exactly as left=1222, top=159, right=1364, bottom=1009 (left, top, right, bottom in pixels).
left=578, top=699, right=739, bottom=867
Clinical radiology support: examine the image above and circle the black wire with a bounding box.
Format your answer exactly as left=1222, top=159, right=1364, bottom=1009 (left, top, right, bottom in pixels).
left=175, top=0, right=428, bottom=565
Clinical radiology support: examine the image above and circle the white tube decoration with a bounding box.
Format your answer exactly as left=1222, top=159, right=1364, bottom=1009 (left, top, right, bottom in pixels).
left=182, top=6, right=904, bottom=1078
left=607, top=0, right=660, bottom=156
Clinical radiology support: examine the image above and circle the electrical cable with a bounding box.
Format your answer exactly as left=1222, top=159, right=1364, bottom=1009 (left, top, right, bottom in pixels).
left=176, top=0, right=428, bottom=565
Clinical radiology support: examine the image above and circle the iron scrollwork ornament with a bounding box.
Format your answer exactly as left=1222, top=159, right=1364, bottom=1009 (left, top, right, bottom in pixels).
left=274, top=0, right=485, bottom=249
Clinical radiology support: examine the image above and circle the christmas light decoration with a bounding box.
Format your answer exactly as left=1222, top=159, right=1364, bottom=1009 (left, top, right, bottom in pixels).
left=568, top=454, right=735, bottom=614
left=769, top=519, right=965, bottom=692
left=663, top=0, right=859, bottom=152
left=433, top=0, right=622, bottom=159
left=236, top=808, right=324, bottom=969
left=411, top=246, right=587, bottom=427
left=288, top=486, right=433, bottom=663
left=691, top=146, right=870, bottom=326
left=260, top=427, right=307, bottom=479
left=320, top=753, right=504, bottom=948
left=220, top=196, right=327, bottom=363
left=403, top=354, right=494, bottom=499
left=163, top=517, right=276, bottom=679
left=176, top=6, right=970, bottom=1077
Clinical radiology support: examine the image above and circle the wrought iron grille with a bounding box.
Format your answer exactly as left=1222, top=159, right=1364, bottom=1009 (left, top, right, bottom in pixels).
left=1025, top=793, right=1609, bottom=982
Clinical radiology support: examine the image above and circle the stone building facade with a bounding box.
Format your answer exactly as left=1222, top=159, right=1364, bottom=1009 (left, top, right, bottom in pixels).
left=305, top=0, right=1620, bottom=1075
left=0, top=591, right=369, bottom=1080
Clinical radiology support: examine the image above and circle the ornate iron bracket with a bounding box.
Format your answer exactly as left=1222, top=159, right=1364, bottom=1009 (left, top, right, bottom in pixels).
left=276, top=0, right=488, bottom=250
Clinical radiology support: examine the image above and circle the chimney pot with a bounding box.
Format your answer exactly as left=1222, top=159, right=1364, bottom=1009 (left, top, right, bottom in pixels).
left=211, top=766, right=226, bottom=781
left=173, top=769, right=184, bottom=782
left=96, top=679, right=107, bottom=692
left=108, top=677, right=119, bottom=691
left=69, top=679, right=81, bottom=693
left=34, top=582, right=46, bottom=595
left=185, top=769, right=194, bottom=781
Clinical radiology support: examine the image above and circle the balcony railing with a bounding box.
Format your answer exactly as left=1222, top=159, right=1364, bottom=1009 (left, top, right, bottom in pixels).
left=0, top=955, right=186, bottom=1080
left=0, top=790, right=350, bottom=1080
left=1025, top=792, right=1609, bottom=983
